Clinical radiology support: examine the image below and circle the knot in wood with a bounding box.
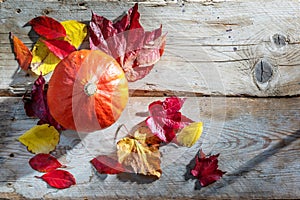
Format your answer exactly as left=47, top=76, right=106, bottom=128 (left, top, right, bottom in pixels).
left=272, top=34, right=287, bottom=48
left=254, top=59, right=273, bottom=83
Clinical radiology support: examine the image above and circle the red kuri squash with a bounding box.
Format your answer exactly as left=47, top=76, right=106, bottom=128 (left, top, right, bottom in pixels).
left=47, top=50, right=128, bottom=132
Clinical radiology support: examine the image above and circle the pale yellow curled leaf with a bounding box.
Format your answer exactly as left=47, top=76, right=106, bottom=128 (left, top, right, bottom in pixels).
left=30, top=20, right=87, bottom=75
left=177, top=122, right=203, bottom=147
left=61, top=20, right=87, bottom=48
left=117, top=129, right=161, bottom=178
left=30, top=39, right=61, bottom=75
left=18, top=124, right=60, bottom=154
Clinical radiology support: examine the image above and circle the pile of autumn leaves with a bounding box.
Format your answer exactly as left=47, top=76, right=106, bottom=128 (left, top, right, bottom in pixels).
left=12, top=4, right=224, bottom=190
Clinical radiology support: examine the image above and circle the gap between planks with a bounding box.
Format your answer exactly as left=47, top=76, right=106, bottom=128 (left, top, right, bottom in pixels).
left=1, top=88, right=300, bottom=98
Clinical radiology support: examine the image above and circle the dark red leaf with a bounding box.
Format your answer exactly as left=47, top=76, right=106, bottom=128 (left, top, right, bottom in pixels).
left=89, top=13, right=114, bottom=54
left=36, top=170, right=76, bottom=189
left=23, top=75, right=63, bottom=130
left=128, top=3, right=143, bottom=30
left=29, top=153, right=65, bottom=172
left=89, top=3, right=166, bottom=82
left=42, top=39, right=76, bottom=59
left=10, top=32, right=33, bottom=71
left=146, top=97, right=193, bottom=142
left=113, top=10, right=131, bottom=32
left=29, top=16, right=66, bottom=39
left=191, top=150, right=225, bottom=187
left=90, top=155, right=127, bottom=174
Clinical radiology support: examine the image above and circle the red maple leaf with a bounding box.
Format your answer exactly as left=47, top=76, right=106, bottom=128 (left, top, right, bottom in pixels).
left=146, top=97, right=193, bottom=142
left=23, top=75, right=63, bottom=130
left=89, top=3, right=166, bottom=82
left=191, top=150, right=225, bottom=187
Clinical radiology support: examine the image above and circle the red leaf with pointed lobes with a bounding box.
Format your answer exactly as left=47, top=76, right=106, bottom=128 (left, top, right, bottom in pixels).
left=90, top=155, right=128, bottom=174
left=146, top=97, right=193, bottom=142
left=36, top=170, right=76, bottom=189
left=29, top=154, right=66, bottom=172
left=191, top=150, right=225, bottom=187
left=29, top=16, right=66, bottom=39
left=89, top=3, right=166, bottom=82
left=23, top=75, right=63, bottom=130
left=10, top=33, right=33, bottom=70
left=42, top=39, right=76, bottom=59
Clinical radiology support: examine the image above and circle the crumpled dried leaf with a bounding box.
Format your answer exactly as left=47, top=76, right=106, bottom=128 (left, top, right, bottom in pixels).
left=90, top=155, right=127, bottom=174
left=36, top=169, right=76, bottom=189
left=18, top=124, right=60, bottom=154
left=146, top=97, right=193, bottom=142
left=117, top=125, right=162, bottom=178
left=29, top=16, right=66, bottom=39
left=191, top=150, right=225, bottom=187
left=30, top=20, right=87, bottom=75
left=10, top=33, right=33, bottom=71
left=29, top=153, right=66, bottom=172
left=176, top=122, right=203, bottom=147
left=89, top=3, right=166, bottom=82
left=23, top=75, right=63, bottom=130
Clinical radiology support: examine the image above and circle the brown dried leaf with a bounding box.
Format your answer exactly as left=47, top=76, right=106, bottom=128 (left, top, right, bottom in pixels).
left=117, top=126, right=161, bottom=178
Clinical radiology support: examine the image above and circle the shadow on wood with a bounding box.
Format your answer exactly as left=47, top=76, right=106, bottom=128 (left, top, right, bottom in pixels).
left=0, top=97, right=34, bottom=185
left=117, top=173, right=158, bottom=184
left=217, top=129, right=300, bottom=188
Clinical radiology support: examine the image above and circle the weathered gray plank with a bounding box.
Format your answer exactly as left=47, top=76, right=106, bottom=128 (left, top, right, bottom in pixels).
left=0, top=0, right=299, bottom=96
left=0, top=97, right=299, bottom=199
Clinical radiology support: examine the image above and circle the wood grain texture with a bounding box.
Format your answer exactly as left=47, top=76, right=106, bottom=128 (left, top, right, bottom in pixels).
left=0, top=97, right=299, bottom=199
left=1, top=0, right=299, bottom=199
left=0, top=0, right=299, bottom=96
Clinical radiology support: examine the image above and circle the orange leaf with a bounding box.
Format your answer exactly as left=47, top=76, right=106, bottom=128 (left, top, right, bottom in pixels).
left=10, top=32, right=33, bottom=70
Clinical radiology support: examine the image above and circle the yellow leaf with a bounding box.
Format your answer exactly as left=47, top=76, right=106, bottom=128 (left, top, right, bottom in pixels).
left=61, top=20, right=87, bottom=49
left=117, top=126, right=162, bottom=178
left=176, top=122, right=203, bottom=147
left=30, top=39, right=61, bottom=75
left=30, top=20, right=87, bottom=75
left=18, top=124, right=60, bottom=154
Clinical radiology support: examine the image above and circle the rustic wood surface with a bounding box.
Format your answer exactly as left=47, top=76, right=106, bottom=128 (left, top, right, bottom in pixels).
left=0, top=97, right=299, bottom=199
left=0, top=0, right=300, bottom=199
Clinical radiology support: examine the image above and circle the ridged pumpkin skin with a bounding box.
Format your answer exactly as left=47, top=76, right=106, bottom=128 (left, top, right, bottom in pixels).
left=47, top=50, right=128, bottom=132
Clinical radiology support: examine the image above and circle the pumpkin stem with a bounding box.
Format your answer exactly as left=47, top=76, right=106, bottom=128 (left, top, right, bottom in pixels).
left=84, top=82, right=97, bottom=96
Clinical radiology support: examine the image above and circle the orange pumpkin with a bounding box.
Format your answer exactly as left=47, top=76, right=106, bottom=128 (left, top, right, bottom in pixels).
left=47, top=50, right=128, bottom=132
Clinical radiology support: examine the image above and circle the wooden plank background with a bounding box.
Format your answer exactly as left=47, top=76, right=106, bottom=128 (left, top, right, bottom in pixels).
left=0, top=0, right=299, bottom=199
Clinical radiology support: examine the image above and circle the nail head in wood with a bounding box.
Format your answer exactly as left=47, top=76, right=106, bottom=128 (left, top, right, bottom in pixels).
left=272, top=34, right=287, bottom=47
left=254, top=59, right=273, bottom=83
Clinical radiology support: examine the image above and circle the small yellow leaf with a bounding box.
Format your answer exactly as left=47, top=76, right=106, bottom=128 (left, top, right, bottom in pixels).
left=18, top=124, right=60, bottom=154
left=176, top=122, right=203, bottom=147
left=30, top=20, right=87, bottom=75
